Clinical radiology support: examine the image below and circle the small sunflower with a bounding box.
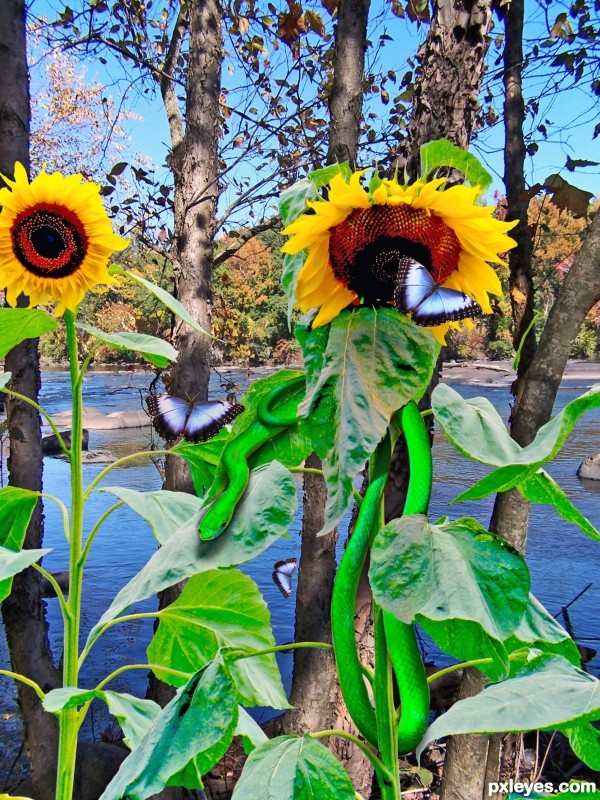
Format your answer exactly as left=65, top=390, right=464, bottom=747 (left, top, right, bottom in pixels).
left=281, top=170, right=517, bottom=342
left=0, top=162, right=128, bottom=313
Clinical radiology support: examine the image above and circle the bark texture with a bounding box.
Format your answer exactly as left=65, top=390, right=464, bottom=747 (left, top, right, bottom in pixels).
left=0, top=4, right=60, bottom=798
left=502, top=0, right=536, bottom=404
left=147, top=5, right=223, bottom=785
left=326, top=0, right=371, bottom=168
left=164, top=0, right=222, bottom=493
left=405, top=0, right=494, bottom=181
left=279, top=453, right=338, bottom=734
left=281, top=1, right=372, bottom=791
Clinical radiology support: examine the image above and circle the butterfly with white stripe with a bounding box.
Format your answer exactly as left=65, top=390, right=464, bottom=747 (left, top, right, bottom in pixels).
left=146, top=395, right=244, bottom=443
left=394, top=257, right=484, bottom=326
left=272, top=558, right=297, bottom=598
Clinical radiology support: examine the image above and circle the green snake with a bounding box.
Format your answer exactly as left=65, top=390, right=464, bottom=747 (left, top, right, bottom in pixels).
left=198, top=374, right=431, bottom=754
left=198, top=375, right=306, bottom=541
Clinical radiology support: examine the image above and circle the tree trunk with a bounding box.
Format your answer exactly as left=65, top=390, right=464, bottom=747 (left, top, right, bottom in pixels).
left=0, top=4, right=61, bottom=798
left=502, top=0, right=536, bottom=408
left=279, top=453, right=338, bottom=735
left=148, top=0, right=223, bottom=744
left=404, top=0, right=494, bottom=181
left=280, top=1, right=372, bottom=792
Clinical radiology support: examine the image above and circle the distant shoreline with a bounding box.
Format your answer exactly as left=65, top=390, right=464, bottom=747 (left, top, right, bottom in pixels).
left=38, top=358, right=600, bottom=390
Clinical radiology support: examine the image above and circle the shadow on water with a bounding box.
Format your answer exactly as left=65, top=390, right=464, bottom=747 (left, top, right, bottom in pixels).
left=1, top=368, right=599, bottom=777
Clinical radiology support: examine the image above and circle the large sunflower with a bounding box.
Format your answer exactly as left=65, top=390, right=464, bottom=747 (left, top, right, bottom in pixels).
left=0, top=162, right=128, bottom=313
left=282, top=171, right=517, bottom=342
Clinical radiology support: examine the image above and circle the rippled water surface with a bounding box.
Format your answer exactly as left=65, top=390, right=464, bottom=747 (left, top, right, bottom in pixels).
left=1, top=367, right=599, bottom=772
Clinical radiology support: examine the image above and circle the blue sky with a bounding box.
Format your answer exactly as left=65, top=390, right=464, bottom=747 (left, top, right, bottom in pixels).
left=29, top=0, right=599, bottom=210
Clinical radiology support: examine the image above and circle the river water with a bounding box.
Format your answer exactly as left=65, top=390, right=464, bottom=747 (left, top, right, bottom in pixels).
left=1, top=367, right=599, bottom=775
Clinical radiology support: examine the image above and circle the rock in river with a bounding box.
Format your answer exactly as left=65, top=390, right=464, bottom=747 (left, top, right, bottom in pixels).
left=578, top=452, right=600, bottom=480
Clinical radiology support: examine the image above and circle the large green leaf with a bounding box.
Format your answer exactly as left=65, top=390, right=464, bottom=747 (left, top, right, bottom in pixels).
left=0, top=486, right=42, bottom=600
left=0, top=309, right=58, bottom=359
left=504, top=594, right=580, bottom=669
left=76, top=323, right=178, bottom=367
left=419, top=139, right=493, bottom=190
left=86, top=461, right=297, bottom=651
left=298, top=308, right=438, bottom=531
left=518, top=470, right=600, bottom=542
left=432, top=385, right=520, bottom=466
left=416, top=655, right=600, bottom=761
left=231, top=736, right=355, bottom=800
left=43, top=688, right=160, bottom=752
left=370, top=515, right=529, bottom=678
left=280, top=178, right=317, bottom=225
left=434, top=384, right=600, bottom=501
left=100, top=660, right=238, bottom=799
left=101, top=487, right=202, bottom=545
left=370, top=515, right=529, bottom=635
left=148, top=569, right=288, bottom=709
left=108, top=265, right=211, bottom=337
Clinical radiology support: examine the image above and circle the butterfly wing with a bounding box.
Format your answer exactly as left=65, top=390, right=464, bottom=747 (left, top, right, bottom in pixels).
left=272, top=558, right=297, bottom=598
left=395, top=257, right=483, bottom=326
left=146, top=395, right=190, bottom=441
left=183, top=400, right=244, bottom=443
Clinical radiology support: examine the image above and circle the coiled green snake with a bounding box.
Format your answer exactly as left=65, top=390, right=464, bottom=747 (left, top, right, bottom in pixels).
left=198, top=374, right=431, bottom=754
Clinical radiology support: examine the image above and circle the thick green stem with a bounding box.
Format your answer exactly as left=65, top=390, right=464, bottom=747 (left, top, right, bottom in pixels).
left=374, top=605, right=400, bottom=800
left=55, top=310, right=85, bottom=800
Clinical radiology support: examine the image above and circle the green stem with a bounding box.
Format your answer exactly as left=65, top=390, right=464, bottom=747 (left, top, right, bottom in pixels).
left=95, top=663, right=192, bottom=692
left=31, top=564, right=68, bottom=619
left=427, top=658, right=492, bottom=684
left=80, top=501, right=124, bottom=566
left=0, top=668, right=46, bottom=701
left=374, top=605, right=400, bottom=800
left=79, top=612, right=158, bottom=669
left=83, top=449, right=171, bottom=497
left=310, top=730, right=393, bottom=786
left=56, top=309, right=86, bottom=800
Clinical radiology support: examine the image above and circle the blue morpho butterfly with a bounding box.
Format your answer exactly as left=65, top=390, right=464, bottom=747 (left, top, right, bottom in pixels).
left=394, top=257, right=484, bottom=326
left=272, top=558, right=297, bottom=598
left=146, top=394, right=244, bottom=443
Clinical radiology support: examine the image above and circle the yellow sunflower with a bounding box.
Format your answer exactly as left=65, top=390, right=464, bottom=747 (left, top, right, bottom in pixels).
left=0, top=162, right=128, bottom=313
left=281, top=171, right=517, bottom=342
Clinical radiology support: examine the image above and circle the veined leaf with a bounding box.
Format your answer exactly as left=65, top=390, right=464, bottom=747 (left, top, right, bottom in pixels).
left=298, top=308, right=438, bottom=531
left=0, top=309, right=58, bottom=359
left=417, top=655, right=600, bottom=762
left=231, top=736, right=355, bottom=800
left=100, top=660, right=238, bottom=799
left=370, top=515, right=529, bottom=679
left=148, top=569, right=288, bottom=709
left=76, top=323, right=178, bottom=368
left=86, top=461, right=297, bottom=652
left=108, top=265, right=211, bottom=337
left=101, top=487, right=202, bottom=545
left=561, top=722, right=600, bottom=770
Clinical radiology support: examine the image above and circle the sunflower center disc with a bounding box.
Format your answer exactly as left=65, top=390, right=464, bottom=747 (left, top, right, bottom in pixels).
left=329, top=204, right=462, bottom=305
left=12, top=206, right=88, bottom=278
